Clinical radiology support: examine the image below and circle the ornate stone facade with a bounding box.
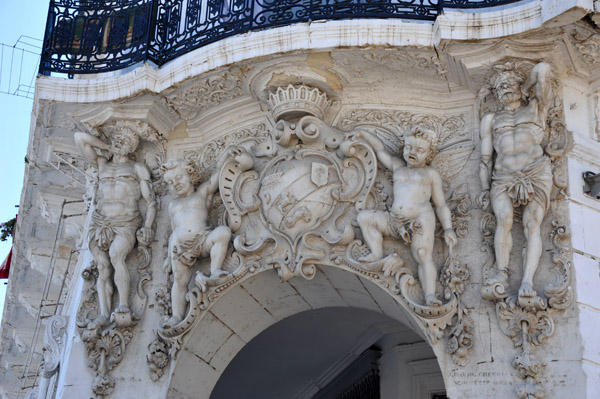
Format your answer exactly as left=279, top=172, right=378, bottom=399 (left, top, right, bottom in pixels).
left=2, top=2, right=600, bottom=399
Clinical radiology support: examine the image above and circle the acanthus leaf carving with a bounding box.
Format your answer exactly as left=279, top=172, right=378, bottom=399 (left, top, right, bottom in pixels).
left=183, top=123, right=269, bottom=170
left=399, top=273, right=459, bottom=342
left=496, top=297, right=555, bottom=348
left=77, top=257, right=146, bottom=397
left=334, top=50, right=447, bottom=79
left=439, top=183, right=472, bottom=239
left=85, top=328, right=132, bottom=397
left=545, top=219, right=573, bottom=309
left=571, top=28, right=600, bottom=66
left=27, top=315, right=69, bottom=399
left=162, top=68, right=244, bottom=121
left=339, top=109, right=469, bottom=151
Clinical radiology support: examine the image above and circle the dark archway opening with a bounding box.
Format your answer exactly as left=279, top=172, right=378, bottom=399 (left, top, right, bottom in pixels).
left=210, top=307, right=445, bottom=399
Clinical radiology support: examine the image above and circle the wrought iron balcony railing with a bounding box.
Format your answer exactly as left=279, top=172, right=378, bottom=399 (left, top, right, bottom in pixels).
left=40, top=0, right=522, bottom=75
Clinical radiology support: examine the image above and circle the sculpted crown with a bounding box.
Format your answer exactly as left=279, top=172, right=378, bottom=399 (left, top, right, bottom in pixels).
left=268, top=84, right=331, bottom=121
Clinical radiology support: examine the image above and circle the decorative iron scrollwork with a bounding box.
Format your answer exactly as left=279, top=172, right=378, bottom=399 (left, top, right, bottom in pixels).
left=41, top=0, right=523, bottom=75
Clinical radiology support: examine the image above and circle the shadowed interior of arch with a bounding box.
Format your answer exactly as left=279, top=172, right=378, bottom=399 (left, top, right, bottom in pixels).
left=210, top=307, right=440, bottom=399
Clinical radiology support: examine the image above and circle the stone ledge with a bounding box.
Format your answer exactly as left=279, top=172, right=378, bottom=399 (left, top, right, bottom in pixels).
left=435, top=0, right=592, bottom=43
left=34, top=0, right=594, bottom=104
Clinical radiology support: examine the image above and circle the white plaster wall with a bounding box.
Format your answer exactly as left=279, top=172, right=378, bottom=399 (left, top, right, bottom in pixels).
left=563, top=77, right=600, bottom=398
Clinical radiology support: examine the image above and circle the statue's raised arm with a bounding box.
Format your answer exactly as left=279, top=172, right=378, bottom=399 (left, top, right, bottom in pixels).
left=74, top=131, right=110, bottom=169
left=345, top=129, right=403, bottom=171
left=523, top=61, right=553, bottom=118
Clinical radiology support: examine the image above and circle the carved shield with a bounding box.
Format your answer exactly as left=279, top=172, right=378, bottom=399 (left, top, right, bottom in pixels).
left=259, top=156, right=338, bottom=243
left=311, top=162, right=329, bottom=187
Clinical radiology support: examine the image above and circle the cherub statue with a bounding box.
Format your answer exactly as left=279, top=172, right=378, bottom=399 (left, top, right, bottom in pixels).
left=349, top=125, right=458, bottom=306
left=74, top=127, right=156, bottom=328
left=479, top=62, right=553, bottom=302
left=161, top=158, right=232, bottom=328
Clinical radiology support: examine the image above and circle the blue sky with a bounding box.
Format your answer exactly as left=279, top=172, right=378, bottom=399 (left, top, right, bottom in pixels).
left=0, top=0, right=49, bottom=320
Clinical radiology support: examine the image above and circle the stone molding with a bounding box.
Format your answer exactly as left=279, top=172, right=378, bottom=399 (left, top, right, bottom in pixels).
left=570, top=134, right=600, bottom=168
left=435, top=0, right=591, bottom=43
left=33, top=0, right=593, bottom=103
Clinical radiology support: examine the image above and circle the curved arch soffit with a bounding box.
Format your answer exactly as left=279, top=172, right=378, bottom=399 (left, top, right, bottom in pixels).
left=211, top=307, right=434, bottom=399
left=166, top=266, right=447, bottom=398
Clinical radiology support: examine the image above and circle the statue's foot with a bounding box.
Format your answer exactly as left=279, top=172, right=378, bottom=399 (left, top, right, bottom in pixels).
left=114, top=305, right=131, bottom=314
left=517, top=282, right=545, bottom=309
left=358, top=253, right=381, bottom=263
left=518, top=282, right=536, bottom=299
left=425, top=294, right=442, bottom=307
left=195, top=272, right=209, bottom=290
left=111, top=307, right=136, bottom=328
left=484, top=270, right=508, bottom=287
left=162, top=315, right=182, bottom=329
left=88, top=315, right=109, bottom=330
left=211, top=268, right=229, bottom=278
left=481, top=270, right=510, bottom=300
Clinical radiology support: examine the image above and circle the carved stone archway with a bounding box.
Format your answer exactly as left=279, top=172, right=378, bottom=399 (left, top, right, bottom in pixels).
left=165, top=267, right=447, bottom=399
left=146, top=85, right=473, bottom=398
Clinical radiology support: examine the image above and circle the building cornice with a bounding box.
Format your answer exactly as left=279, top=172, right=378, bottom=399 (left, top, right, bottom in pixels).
left=34, top=0, right=594, bottom=103
left=435, top=0, right=591, bottom=43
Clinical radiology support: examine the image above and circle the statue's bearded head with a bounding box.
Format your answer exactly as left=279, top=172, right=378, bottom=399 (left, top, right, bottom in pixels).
left=110, top=129, right=139, bottom=156
left=493, top=71, right=523, bottom=106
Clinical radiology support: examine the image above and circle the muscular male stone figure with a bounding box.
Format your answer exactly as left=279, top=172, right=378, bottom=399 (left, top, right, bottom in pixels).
left=75, top=128, right=156, bottom=328
left=479, top=62, right=553, bottom=302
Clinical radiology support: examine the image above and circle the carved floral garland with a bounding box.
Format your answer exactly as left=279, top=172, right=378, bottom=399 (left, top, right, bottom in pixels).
left=162, top=68, right=245, bottom=121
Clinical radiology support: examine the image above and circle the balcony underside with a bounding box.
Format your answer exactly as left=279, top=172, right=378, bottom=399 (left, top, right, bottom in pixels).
left=40, top=0, right=525, bottom=75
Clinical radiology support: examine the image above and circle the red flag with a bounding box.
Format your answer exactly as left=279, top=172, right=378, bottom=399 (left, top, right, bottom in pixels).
left=0, top=246, right=12, bottom=279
